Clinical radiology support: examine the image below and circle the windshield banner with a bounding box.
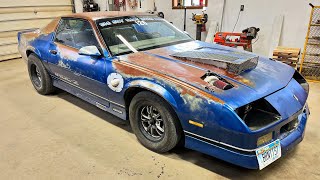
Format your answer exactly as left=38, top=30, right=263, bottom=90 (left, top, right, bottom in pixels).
left=98, top=16, right=163, bottom=28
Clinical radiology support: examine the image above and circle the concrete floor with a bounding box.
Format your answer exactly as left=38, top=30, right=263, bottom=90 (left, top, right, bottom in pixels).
left=0, top=58, right=319, bottom=179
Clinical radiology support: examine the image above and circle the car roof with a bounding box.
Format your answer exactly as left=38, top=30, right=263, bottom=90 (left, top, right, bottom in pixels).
left=63, top=11, right=155, bottom=21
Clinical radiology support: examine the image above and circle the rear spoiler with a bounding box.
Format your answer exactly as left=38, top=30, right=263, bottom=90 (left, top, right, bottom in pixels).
left=17, top=28, right=39, bottom=44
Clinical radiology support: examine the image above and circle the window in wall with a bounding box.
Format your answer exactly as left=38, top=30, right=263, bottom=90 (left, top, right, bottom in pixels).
left=172, top=0, right=207, bottom=9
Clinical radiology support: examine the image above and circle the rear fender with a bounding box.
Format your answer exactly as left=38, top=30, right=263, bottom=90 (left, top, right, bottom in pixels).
left=26, top=46, right=42, bottom=61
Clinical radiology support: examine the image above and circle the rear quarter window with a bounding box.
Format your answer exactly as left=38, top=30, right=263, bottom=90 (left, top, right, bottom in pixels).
left=55, top=18, right=99, bottom=49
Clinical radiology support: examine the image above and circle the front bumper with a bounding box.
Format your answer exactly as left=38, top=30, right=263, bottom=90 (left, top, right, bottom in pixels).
left=184, top=104, right=310, bottom=169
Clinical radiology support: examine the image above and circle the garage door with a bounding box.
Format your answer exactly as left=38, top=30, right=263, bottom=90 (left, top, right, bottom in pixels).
left=0, top=0, right=74, bottom=61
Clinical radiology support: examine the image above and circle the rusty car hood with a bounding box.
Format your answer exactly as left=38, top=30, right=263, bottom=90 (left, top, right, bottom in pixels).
left=119, top=41, right=295, bottom=109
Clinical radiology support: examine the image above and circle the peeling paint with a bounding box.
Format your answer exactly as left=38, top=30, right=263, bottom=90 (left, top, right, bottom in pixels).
left=62, top=54, right=78, bottom=62
left=56, top=44, right=79, bottom=62
left=130, top=80, right=167, bottom=95
left=57, top=60, right=71, bottom=69
left=180, top=93, right=204, bottom=112
left=146, top=46, right=255, bottom=88
left=113, top=59, right=225, bottom=105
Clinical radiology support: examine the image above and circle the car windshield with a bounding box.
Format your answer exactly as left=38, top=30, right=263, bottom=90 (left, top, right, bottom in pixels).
left=96, top=16, right=193, bottom=56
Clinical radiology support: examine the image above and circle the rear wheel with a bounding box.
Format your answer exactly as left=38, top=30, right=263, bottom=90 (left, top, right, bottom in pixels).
left=129, top=91, right=182, bottom=153
left=27, top=53, right=55, bottom=95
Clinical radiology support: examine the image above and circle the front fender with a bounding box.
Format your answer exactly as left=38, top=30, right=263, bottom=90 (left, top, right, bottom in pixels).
left=124, top=80, right=178, bottom=109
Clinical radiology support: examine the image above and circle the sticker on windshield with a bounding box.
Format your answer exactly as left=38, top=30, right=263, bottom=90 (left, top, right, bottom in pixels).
left=98, top=16, right=161, bottom=27
left=99, top=21, right=112, bottom=27
left=135, top=20, right=147, bottom=26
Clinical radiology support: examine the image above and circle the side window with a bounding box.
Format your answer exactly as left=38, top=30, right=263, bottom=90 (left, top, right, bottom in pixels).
left=55, top=18, right=100, bottom=49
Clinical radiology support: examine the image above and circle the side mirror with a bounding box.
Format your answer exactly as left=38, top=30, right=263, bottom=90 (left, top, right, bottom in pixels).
left=78, top=46, right=101, bottom=56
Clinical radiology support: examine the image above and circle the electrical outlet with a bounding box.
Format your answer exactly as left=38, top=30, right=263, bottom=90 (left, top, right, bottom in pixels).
left=240, top=5, right=244, bottom=11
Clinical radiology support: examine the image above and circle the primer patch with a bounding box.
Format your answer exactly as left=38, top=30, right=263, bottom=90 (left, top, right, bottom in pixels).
left=107, top=73, right=124, bottom=92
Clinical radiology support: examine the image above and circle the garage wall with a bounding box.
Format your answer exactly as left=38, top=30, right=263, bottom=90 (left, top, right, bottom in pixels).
left=0, top=0, right=73, bottom=61
left=74, top=0, right=224, bottom=41
left=124, top=0, right=154, bottom=12
left=154, top=0, right=225, bottom=41
left=72, top=0, right=319, bottom=57
left=75, top=0, right=224, bottom=41
left=221, top=0, right=319, bottom=56
left=74, top=0, right=154, bottom=13
left=156, top=0, right=318, bottom=56
left=74, top=0, right=108, bottom=12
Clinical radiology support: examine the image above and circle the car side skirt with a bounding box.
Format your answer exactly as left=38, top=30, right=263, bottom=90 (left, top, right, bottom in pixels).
left=52, top=76, right=127, bottom=120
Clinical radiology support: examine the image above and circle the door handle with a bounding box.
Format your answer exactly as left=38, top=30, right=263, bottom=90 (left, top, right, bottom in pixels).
left=49, top=50, right=57, bottom=55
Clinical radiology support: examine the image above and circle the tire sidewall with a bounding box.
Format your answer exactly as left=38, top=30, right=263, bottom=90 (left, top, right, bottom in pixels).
left=129, top=92, right=181, bottom=153
left=27, top=54, right=50, bottom=94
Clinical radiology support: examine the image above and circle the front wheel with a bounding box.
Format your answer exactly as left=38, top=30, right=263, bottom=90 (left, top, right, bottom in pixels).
left=129, top=91, right=182, bottom=153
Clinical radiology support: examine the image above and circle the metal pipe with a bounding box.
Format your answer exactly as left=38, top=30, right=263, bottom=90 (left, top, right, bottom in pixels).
left=184, top=7, right=187, bottom=31
left=220, top=0, right=226, bottom=31
left=196, top=24, right=202, bottom=40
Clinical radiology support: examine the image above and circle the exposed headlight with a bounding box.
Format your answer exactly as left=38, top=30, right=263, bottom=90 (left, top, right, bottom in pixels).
left=293, top=71, right=309, bottom=94
left=235, top=99, right=281, bottom=131
left=257, top=132, right=273, bottom=147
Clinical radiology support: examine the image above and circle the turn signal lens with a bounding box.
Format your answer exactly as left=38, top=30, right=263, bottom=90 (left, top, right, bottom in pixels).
left=257, top=132, right=273, bottom=147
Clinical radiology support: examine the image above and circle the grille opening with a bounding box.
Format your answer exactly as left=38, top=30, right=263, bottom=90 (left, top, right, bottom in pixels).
left=236, top=99, right=281, bottom=131
left=280, top=118, right=298, bottom=134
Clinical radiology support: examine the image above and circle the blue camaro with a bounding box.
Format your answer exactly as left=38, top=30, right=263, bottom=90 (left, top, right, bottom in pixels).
left=18, top=12, right=310, bottom=170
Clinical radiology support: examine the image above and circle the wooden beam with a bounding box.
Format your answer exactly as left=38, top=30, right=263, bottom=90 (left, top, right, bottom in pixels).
left=0, top=6, right=72, bottom=14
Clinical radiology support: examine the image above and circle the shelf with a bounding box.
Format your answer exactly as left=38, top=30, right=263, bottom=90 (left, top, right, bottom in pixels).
left=306, top=53, right=320, bottom=56
left=307, top=43, right=320, bottom=45
left=301, top=6, right=320, bottom=79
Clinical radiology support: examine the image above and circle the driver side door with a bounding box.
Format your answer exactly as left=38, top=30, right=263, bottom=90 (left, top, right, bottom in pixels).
left=47, top=18, right=110, bottom=109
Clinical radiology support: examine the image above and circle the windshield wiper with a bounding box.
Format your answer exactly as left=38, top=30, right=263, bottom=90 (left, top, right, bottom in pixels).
left=116, top=34, right=138, bottom=53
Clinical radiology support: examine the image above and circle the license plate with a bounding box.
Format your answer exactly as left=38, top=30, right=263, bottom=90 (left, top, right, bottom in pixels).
left=256, top=139, right=281, bottom=170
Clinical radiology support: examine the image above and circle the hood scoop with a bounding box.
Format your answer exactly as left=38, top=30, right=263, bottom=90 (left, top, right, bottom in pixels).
left=202, top=71, right=234, bottom=91
left=170, top=47, right=259, bottom=75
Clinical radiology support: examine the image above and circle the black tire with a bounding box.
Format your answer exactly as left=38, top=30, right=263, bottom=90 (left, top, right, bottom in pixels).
left=27, top=53, right=55, bottom=95
left=129, top=91, right=182, bottom=153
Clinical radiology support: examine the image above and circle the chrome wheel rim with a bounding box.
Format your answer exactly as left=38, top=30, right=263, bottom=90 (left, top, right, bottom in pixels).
left=140, top=105, right=164, bottom=140
left=35, top=67, right=42, bottom=82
